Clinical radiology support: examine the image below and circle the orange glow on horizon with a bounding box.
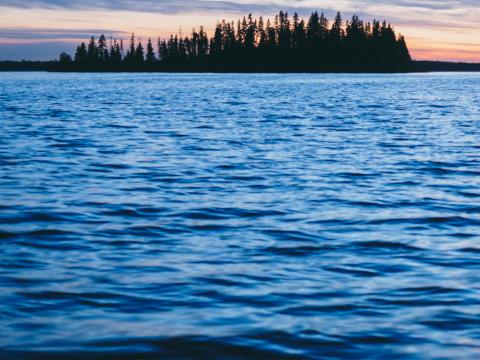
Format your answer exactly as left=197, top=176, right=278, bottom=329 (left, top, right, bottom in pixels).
left=0, top=6, right=478, bottom=62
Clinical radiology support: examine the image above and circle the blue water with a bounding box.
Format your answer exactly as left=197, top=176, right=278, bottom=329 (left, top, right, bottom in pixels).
left=1, top=72, right=480, bottom=359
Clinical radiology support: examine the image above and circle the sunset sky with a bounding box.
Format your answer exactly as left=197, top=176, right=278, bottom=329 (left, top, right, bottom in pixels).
left=0, top=0, right=478, bottom=62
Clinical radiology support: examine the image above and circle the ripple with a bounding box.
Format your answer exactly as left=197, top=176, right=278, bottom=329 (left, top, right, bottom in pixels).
left=355, top=240, right=422, bottom=252
left=2, top=72, right=480, bottom=358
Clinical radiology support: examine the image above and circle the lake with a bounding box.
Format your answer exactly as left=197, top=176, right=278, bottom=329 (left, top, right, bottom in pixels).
left=1, top=72, right=480, bottom=359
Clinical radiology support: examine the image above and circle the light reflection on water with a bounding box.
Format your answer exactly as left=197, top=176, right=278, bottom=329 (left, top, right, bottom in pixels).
left=1, top=72, right=480, bottom=359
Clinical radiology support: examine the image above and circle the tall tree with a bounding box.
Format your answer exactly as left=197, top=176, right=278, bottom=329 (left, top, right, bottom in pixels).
left=278, top=11, right=291, bottom=50
left=258, top=16, right=268, bottom=49
left=98, top=34, right=109, bottom=62
left=292, top=13, right=304, bottom=49
left=244, top=13, right=256, bottom=50
left=126, top=33, right=136, bottom=63
left=198, top=26, right=209, bottom=57
left=328, top=12, right=343, bottom=66
left=87, top=36, right=98, bottom=63
left=146, top=38, right=156, bottom=63
left=210, top=23, right=223, bottom=56
left=135, top=41, right=145, bottom=63
left=74, top=42, right=87, bottom=63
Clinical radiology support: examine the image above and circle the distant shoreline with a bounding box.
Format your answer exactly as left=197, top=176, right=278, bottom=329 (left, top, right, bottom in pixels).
left=1, top=60, right=480, bottom=73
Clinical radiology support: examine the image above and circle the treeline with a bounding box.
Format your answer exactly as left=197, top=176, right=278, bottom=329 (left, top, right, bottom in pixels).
left=413, top=61, right=480, bottom=72
left=55, top=11, right=412, bottom=72
left=0, top=61, right=55, bottom=71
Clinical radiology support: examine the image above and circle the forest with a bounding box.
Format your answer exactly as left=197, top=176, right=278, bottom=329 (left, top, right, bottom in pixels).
left=54, top=11, right=412, bottom=72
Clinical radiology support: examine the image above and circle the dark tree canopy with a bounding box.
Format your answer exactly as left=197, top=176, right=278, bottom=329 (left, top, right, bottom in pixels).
left=59, top=11, right=412, bottom=72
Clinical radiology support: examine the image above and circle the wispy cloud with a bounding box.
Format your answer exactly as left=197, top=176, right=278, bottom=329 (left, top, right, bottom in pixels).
left=0, top=27, right=127, bottom=40
left=0, top=0, right=479, bottom=14
left=1, top=0, right=479, bottom=30
left=0, top=0, right=280, bottom=14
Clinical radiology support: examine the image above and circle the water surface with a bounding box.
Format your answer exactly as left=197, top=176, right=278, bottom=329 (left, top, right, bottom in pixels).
left=1, top=72, right=480, bottom=359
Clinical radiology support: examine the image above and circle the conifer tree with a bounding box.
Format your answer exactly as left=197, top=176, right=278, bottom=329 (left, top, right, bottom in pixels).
left=109, top=40, right=122, bottom=63
left=125, top=33, right=136, bottom=63
left=87, top=36, right=98, bottom=64
left=98, top=34, right=109, bottom=62
left=198, top=27, right=208, bottom=57
left=328, top=12, right=343, bottom=66
left=59, top=52, right=72, bottom=64
left=191, top=30, right=199, bottom=59
left=158, top=38, right=168, bottom=62
left=258, top=17, right=268, bottom=49
left=224, top=22, right=236, bottom=52
left=211, top=24, right=223, bottom=56
left=146, top=38, right=156, bottom=63
left=278, top=11, right=291, bottom=50
left=397, top=35, right=411, bottom=62
left=74, top=42, right=87, bottom=63
left=244, top=14, right=256, bottom=50
left=266, top=19, right=276, bottom=50
left=135, top=41, right=145, bottom=63
left=307, top=12, right=321, bottom=46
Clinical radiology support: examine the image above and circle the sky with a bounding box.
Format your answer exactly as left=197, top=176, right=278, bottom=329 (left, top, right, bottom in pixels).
left=0, top=0, right=478, bottom=62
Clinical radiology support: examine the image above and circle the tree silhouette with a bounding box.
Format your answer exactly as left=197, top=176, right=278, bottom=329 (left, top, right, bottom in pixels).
left=74, top=42, right=87, bottom=63
left=98, top=34, right=109, bottom=62
left=87, top=36, right=98, bottom=64
left=125, top=33, right=136, bottom=64
left=59, top=52, right=72, bottom=65
left=146, top=39, right=156, bottom=64
left=135, top=41, right=145, bottom=64
left=56, top=10, right=412, bottom=73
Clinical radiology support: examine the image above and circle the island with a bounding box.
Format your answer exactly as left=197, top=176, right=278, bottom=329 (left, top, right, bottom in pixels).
left=54, top=11, right=412, bottom=73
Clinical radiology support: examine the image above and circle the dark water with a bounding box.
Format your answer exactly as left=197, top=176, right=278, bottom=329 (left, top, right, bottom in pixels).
left=1, top=72, right=480, bottom=359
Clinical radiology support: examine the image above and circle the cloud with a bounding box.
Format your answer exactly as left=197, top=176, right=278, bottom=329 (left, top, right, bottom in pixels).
left=0, top=0, right=282, bottom=14
left=1, top=0, right=479, bottom=31
left=0, top=0, right=479, bottom=14
left=347, top=0, right=478, bottom=11
left=0, top=27, right=127, bottom=40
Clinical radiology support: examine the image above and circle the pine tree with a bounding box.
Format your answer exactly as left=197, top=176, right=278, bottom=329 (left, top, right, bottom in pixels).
left=258, top=16, right=267, bottom=49
left=74, top=42, right=87, bottom=63
left=397, top=35, right=411, bottom=64
left=158, top=38, right=168, bottom=62
left=190, top=30, right=199, bottom=59
left=328, top=12, right=343, bottom=66
left=211, top=23, right=223, bottom=56
left=278, top=11, right=291, bottom=50
left=135, top=41, right=145, bottom=64
left=146, top=38, right=156, bottom=63
left=319, top=13, right=329, bottom=41
left=330, top=12, right=343, bottom=43
left=87, top=36, right=98, bottom=63
left=126, top=33, right=136, bottom=63
left=245, top=14, right=256, bottom=50
left=266, top=19, right=276, bottom=50
left=59, top=52, right=72, bottom=64
left=198, top=26, right=208, bottom=57
left=98, top=34, right=109, bottom=62
left=224, top=22, right=236, bottom=52
left=307, top=12, right=320, bottom=46
left=109, top=39, right=122, bottom=63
